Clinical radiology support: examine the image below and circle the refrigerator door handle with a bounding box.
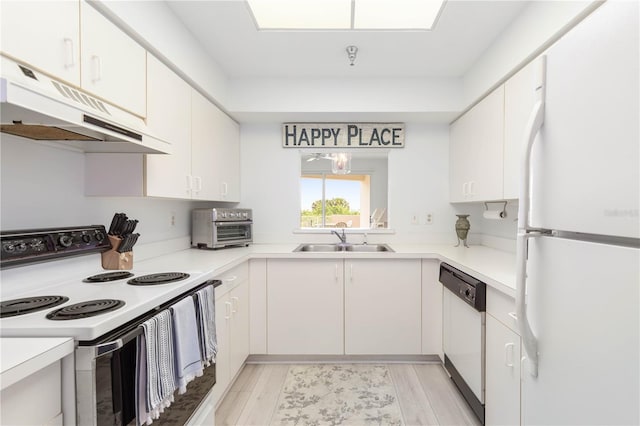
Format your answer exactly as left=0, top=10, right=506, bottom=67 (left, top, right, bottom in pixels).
left=517, top=56, right=546, bottom=378
left=516, top=231, right=539, bottom=377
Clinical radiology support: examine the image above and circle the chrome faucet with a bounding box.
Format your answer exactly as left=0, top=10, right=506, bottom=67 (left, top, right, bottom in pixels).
left=331, top=229, right=347, bottom=244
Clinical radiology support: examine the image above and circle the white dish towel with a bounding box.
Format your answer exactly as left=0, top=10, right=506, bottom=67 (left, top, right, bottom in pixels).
left=136, top=309, right=177, bottom=425
left=194, top=285, right=218, bottom=366
left=170, top=297, right=204, bottom=394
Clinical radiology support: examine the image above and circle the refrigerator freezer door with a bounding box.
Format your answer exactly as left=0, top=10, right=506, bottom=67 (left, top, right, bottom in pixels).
left=522, top=236, right=639, bottom=425
left=530, top=0, right=639, bottom=238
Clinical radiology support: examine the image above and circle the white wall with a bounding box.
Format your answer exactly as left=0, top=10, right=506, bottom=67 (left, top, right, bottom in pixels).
left=240, top=122, right=477, bottom=244
left=0, top=135, right=215, bottom=246
left=228, top=77, right=463, bottom=121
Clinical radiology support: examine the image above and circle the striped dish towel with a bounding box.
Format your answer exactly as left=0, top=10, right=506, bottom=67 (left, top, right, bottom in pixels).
left=136, top=309, right=177, bottom=425
left=194, top=285, right=217, bottom=366
left=170, top=297, right=204, bottom=394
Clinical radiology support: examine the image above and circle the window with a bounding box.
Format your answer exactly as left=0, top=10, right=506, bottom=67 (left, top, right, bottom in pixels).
left=299, top=152, right=388, bottom=229
left=300, top=174, right=370, bottom=228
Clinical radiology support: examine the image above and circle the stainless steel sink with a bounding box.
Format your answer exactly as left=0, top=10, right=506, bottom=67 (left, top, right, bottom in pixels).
left=344, top=244, right=394, bottom=252
left=293, top=244, right=344, bottom=252
left=293, top=243, right=394, bottom=252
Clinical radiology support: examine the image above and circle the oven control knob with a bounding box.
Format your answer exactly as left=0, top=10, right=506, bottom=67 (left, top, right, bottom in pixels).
left=59, top=235, right=73, bottom=247
left=15, top=243, right=27, bottom=252
left=95, top=231, right=105, bottom=242
left=30, top=239, right=45, bottom=251
left=464, top=289, right=471, bottom=297
left=3, top=243, right=15, bottom=253
left=81, top=234, right=92, bottom=243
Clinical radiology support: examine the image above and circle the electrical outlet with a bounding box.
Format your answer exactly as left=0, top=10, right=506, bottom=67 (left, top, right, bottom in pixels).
left=425, top=212, right=433, bottom=225
left=170, top=212, right=176, bottom=227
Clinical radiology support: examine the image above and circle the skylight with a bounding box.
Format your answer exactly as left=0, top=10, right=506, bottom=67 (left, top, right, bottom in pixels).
left=246, top=0, right=445, bottom=31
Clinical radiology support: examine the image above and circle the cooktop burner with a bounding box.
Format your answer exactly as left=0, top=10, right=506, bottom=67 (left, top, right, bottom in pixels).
left=46, top=299, right=125, bottom=320
left=0, top=295, right=70, bottom=318
left=127, top=272, right=190, bottom=286
left=83, top=271, right=134, bottom=283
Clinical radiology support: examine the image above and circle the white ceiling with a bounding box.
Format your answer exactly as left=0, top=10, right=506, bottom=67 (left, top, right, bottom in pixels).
left=165, top=0, right=531, bottom=79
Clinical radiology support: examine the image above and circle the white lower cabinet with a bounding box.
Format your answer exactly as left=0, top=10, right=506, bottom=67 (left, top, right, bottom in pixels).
left=267, top=259, right=344, bottom=354
left=421, top=260, right=443, bottom=358
left=486, top=287, right=522, bottom=426
left=1, top=361, right=63, bottom=425
left=344, top=259, right=422, bottom=354
left=266, top=259, right=422, bottom=355
left=210, top=264, right=249, bottom=406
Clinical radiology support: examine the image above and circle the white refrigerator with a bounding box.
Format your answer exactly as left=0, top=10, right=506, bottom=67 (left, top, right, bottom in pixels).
left=517, top=1, right=639, bottom=425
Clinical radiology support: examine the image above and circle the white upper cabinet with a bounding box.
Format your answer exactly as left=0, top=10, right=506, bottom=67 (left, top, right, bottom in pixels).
left=145, top=56, right=192, bottom=199
left=87, top=71, right=241, bottom=202
left=504, top=60, right=537, bottom=200
left=1, top=1, right=147, bottom=117
left=80, top=1, right=146, bottom=117
left=0, top=1, right=81, bottom=86
left=450, top=86, right=505, bottom=202
left=192, top=90, right=240, bottom=202
left=191, top=90, right=220, bottom=201
left=217, top=110, right=241, bottom=202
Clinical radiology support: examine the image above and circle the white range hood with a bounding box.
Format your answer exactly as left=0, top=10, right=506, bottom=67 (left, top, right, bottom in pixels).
left=0, top=56, right=170, bottom=154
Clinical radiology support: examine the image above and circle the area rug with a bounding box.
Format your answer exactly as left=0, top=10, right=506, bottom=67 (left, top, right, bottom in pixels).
left=270, top=364, right=404, bottom=426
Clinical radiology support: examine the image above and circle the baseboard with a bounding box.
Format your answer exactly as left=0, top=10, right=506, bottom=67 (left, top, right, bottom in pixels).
left=246, top=354, right=441, bottom=364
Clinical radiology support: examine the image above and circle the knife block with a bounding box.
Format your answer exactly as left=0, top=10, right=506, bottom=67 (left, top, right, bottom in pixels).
left=101, top=235, right=133, bottom=270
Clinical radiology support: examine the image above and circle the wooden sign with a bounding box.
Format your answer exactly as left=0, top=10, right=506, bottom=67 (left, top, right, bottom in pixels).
left=283, top=123, right=404, bottom=148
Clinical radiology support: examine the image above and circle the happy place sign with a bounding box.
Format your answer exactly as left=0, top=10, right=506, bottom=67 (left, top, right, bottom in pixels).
left=282, top=123, right=405, bottom=148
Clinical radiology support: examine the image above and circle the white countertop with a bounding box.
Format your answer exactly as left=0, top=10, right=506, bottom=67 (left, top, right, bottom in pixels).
left=0, top=337, right=74, bottom=390
left=0, top=242, right=515, bottom=385
left=134, top=242, right=517, bottom=297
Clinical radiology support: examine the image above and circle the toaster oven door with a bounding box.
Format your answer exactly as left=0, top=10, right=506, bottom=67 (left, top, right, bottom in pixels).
left=213, top=220, right=252, bottom=247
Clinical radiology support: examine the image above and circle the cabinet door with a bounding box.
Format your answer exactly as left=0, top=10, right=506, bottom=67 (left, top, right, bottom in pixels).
left=217, top=112, right=241, bottom=202
left=229, top=280, right=249, bottom=377
left=485, top=314, right=521, bottom=426
left=449, top=115, right=472, bottom=203
left=80, top=1, right=146, bottom=116
left=145, top=56, right=192, bottom=199
left=504, top=61, right=537, bottom=200
left=450, top=86, right=505, bottom=202
left=422, top=260, right=443, bottom=358
left=210, top=292, right=230, bottom=405
left=0, top=1, right=80, bottom=86
left=191, top=90, right=219, bottom=200
left=267, top=259, right=344, bottom=354
left=345, top=259, right=422, bottom=354
left=468, top=86, right=505, bottom=201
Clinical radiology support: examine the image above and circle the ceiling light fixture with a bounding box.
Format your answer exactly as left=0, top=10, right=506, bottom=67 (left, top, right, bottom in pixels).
left=246, top=0, right=446, bottom=31
left=346, top=45, right=358, bottom=66
left=331, top=153, right=352, bottom=174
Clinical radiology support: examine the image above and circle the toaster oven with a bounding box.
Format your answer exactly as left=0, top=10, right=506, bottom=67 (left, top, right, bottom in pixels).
left=191, top=208, right=252, bottom=249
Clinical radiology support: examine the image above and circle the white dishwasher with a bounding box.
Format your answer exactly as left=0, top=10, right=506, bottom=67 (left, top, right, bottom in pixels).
left=441, top=263, right=486, bottom=425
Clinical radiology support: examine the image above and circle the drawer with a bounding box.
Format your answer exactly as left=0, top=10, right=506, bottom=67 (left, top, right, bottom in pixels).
left=214, top=262, right=248, bottom=298
left=486, top=286, right=519, bottom=334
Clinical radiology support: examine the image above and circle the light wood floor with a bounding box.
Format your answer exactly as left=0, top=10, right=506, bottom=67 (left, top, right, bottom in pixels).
left=215, top=363, right=481, bottom=426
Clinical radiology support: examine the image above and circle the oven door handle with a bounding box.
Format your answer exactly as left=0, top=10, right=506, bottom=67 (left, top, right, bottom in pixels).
left=214, top=220, right=253, bottom=226
left=93, top=327, right=143, bottom=358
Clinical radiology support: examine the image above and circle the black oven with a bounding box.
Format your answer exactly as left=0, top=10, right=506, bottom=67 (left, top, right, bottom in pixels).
left=76, top=280, right=221, bottom=426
